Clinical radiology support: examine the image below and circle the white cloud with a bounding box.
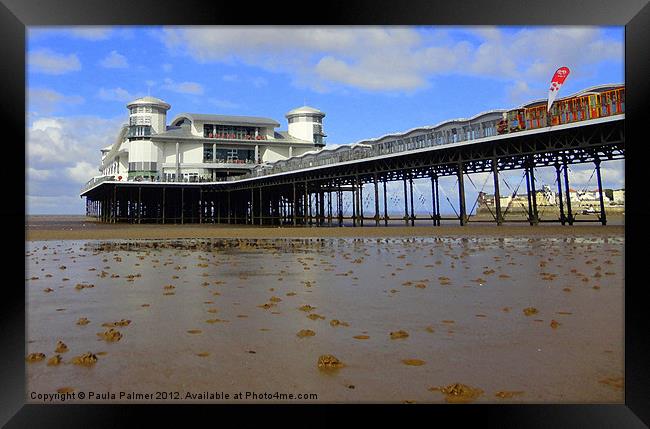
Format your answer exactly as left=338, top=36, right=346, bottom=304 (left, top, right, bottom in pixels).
left=161, top=79, right=204, bottom=95
left=68, top=27, right=113, bottom=40
left=162, top=63, right=173, bottom=72
left=28, top=88, right=84, bottom=114
left=26, top=114, right=126, bottom=214
left=27, top=167, right=52, bottom=181
left=506, top=81, right=534, bottom=105
left=27, top=115, right=124, bottom=168
left=97, top=87, right=142, bottom=102
left=66, top=161, right=99, bottom=183
left=28, top=49, right=81, bottom=75
left=223, top=74, right=238, bottom=82
left=100, top=50, right=129, bottom=68
left=209, top=99, right=240, bottom=110
left=158, top=26, right=622, bottom=93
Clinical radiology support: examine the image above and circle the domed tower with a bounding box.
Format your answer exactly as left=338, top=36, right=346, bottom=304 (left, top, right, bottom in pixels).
left=124, top=96, right=171, bottom=179
left=126, top=96, right=171, bottom=137
left=286, top=106, right=326, bottom=146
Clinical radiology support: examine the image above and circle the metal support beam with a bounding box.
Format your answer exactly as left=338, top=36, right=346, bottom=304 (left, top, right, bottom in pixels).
left=359, top=178, right=364, bottom=226
left=383, top=179, right=388, bottom=226
left=435, top=176, right=441, bottom=226
left=259, top=187, right=263, bottom=226
left=374, top=174, right=380, bottom=226
left=529, top=160, right=539, bottom=225
left=293, top=182, right=297, bottom=226
left=304, top=182, right=308, bottom=226
left=138, top=186, right=142, bottom=224
left=563, top=160, right=573, bottom=225
left=492, top=159, right=503, bottom=225
left=458, top=163, right=467, bottom=226
left=555, top=163, right=565, bottom=225
left=181, top=187, right=185, bottom=224
left=409, top=173, right=415, bottom=226
left=250, top=188, right=254, bottom=225
left=403, top=177, right=409, bottom=225
left=352, top=181, right=357, bottom=227
left=595, top=158, right=607, bottom=226
left=525, top=166, right=533, bottom=225
left=430, top=172, right=436, bottom=226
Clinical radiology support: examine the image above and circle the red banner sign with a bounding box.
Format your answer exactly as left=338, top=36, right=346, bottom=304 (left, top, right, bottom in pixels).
left=547, top=67, right=570, bottom=112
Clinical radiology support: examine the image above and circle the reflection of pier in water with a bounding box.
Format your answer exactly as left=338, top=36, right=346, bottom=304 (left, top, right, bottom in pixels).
left=81, top=115, right=624, bottom=227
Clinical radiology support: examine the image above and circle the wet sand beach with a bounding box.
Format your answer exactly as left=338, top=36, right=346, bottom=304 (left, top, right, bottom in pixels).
left=25, top=229, right=624, bottom=403
left=26, top=215, right=624, bottom=241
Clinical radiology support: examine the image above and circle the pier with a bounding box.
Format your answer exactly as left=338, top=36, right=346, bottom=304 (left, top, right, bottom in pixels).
left=81, top=115, right=624, bottom=227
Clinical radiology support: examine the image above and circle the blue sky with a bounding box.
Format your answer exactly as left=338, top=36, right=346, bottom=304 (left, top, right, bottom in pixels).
left=27, top=26, right=624, bottom=215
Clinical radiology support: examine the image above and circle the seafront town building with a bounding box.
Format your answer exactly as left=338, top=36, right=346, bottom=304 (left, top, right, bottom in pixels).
left=97, top=96, right=326, bottom=182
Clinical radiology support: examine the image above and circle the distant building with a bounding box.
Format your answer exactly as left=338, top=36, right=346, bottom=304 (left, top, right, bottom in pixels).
left=97, top=96, right=326, bottom=182
left=479, top=185, right=624, bottom=211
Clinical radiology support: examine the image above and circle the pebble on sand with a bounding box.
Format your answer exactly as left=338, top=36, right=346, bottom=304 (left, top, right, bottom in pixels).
left=390, top=330, right=409, bottom=340
left=317, top=355, right=344, bottom=371
left=402, top=359, right=425, bottom=366
left=97, top=328, right=123, bottom=342
left=297, top=329, right=316, bottom=338
left=47, top=355, right=63, bottom=366
left=431, top=383, right=484, bottom=403
left=55, top=341, right=69, bottom=353
left=523, top=307, right=539, bottom=316
left=26, top=353, right=46, bottom=363
left=76, top=317, right=90, bottom=326
left=71, top=352, right=98, bottom=366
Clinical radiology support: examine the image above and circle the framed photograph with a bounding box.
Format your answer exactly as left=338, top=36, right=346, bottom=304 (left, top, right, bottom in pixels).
left=6, top=0, right=649, bottom=426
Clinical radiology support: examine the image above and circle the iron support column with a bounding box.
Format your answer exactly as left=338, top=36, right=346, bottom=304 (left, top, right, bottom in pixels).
left=409, top=173, right=415, bottom=226
left=563, top=160, right=573, bottom=225
left=525, top=167, right=533, bottom=225
left=458, top=163, right=467, bottom=226
left=250, top=188, right=254, bottom=225
left=304, top=182, right=308, bottom=226
left=403, top=176, right=409, bottom=225
left=430, top=173, right=436, bottom=226
left=595, top=158, right=607, bottom=226
left=374, top=174, right=380, bottom=226
left=259, top=187, right=263, bottom=226
left=529, top=160, right=539, bottom=225
left=555, top=163, right=565, bottom=225
left=492, top=159, right=503, bottom=225
left=358, top=178, right=364, bottom=226
left=435, top=176, right=441, bottom=226
left=138, top=186, right=142, bottom=224
left=293, top=182, right=297, bottom=226
left=383, top=179, right=388, bottom=226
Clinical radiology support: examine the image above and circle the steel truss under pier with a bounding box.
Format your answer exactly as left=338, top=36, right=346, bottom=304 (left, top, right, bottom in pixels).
left=83, top=117, right=624, bottom=226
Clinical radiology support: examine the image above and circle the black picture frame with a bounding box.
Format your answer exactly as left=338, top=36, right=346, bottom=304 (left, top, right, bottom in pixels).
left=5, top=0, right=649, bottom=426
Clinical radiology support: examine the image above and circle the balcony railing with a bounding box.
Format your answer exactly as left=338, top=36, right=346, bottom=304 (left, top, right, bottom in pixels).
left=80, top=175, right=115, bottom=194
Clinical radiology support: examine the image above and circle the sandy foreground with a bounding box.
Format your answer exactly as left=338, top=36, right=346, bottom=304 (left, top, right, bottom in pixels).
left=25, top=232, right=624, bottom=403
